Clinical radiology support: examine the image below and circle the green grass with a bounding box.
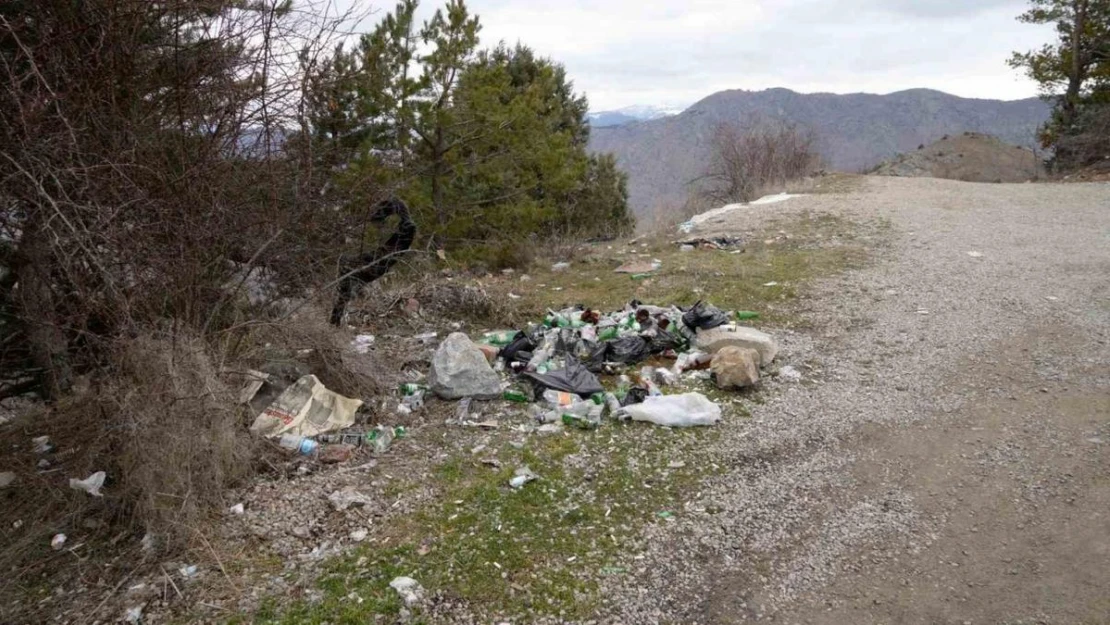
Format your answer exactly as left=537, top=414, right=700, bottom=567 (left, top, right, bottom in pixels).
left=508, top=212, right=869, bottom=329
left=260, top=209, right=875, bottom=623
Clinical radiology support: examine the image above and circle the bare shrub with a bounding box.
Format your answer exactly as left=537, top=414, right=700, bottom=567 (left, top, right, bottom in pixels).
left=695, top=120, right=822, bottom=205
left=0, top=0, right=382, bottom=558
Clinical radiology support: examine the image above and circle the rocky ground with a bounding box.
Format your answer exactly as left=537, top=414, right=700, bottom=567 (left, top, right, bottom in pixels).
left=603, top=176, right=1110, bottom=623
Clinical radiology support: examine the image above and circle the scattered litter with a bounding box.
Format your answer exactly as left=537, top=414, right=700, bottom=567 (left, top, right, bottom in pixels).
left=600, top=566, right=628, bottom=576
left=179, top=564, right=199, bottom=579
left=124, top=606, right=143, bottom=624
left=667, top=460, right=687, bottom=469
left=278, top=433, right=319, bottom=456
left=141, top=533, right=156, bottom=553
left=656, top=511, right=674, bottom=519
left=318, top=444, right=356, bottom=464
left=229, top=503, right=245, bottom=515
left=328, top=487, right=374, bottom=511
left=414, top=332, right=438, bottom=344
left=351, top=334, right=376, bottom=354
left=350, top=529, right=368, bottom=542
left=679, top=244, right=695, bottom=252
left=32, top=435, right=53, bottom=454
left=51, top=533, right=66, bottom=550
left=69, top=471, right=107, bottom=497
left=508, top=293, right=522, bottom=300
left=551, top=262, right=571, bottom=272
left=735, top=310, right=760, bottom=321
left=389, top=576, right=425, bottom=607
left=236, top=369, right=271, bottom=405
left=763, top=281, right=779, bottom=287
left=0, top=472, right=15, bottom=488
left=368, top=426, right=405, bottom=454
left=509, top=466, right=538, bottom=489
left=916, top=309, right=931, bottom=315
left=249, top=375, right=362, bottom=439
left=967, top=251, right=984, bottom=258
left=679, top=194, right=805, bottom=232
left=616, top=393, right=722, bottom=428
left=677, top=236, right=744, bottom=250
left=1046, top=296, right=1059, bottom=302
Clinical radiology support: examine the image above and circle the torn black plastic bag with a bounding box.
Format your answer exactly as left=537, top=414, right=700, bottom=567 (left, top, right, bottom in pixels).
left=682, top=300, right=729, bottom=331
left=604, top=335, right=651, bottom=364
left=499, top=332, right=536, bottom=364
left=523, top=359, right=605, bottom=397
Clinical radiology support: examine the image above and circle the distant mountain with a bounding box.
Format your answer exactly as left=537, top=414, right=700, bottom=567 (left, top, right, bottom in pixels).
left=588, top=88, right=1052, bottom=219
left=587, top=104, right=686, bottom=128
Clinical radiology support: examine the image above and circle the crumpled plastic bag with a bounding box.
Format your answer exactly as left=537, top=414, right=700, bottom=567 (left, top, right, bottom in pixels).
left=524, top=359, right=604, bottom=397
left=616, top=393, right=722, bottom=427
left=682, top=300, right=729, bottom=331
left=69, top=471, right=106, bottom=497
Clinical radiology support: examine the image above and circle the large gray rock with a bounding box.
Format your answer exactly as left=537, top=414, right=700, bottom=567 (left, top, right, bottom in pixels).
left=712, top=347, right=761, bottom=389
left=696, top=325, right=778, bottom=366
left=428, top=333, right=502, bottom=400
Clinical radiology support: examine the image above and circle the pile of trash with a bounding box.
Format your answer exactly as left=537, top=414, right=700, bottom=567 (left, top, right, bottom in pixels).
left=241, top=300, right=781, bottom=461
left=413, top=299, right=779, bottom=430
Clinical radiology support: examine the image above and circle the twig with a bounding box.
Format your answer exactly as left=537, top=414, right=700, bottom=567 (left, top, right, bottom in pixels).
left=160, top=564, right=184, bottom=600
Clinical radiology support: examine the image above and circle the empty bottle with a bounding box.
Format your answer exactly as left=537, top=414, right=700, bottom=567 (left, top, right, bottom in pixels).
left=278, top=434, right=318, bottom=456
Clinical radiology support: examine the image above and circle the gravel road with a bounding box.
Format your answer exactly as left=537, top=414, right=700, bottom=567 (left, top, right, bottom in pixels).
left=606, top=176, right=1110, bottom=624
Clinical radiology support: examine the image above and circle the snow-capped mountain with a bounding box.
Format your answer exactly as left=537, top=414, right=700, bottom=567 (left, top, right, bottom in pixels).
left=587, top=104, right=686, bottom=127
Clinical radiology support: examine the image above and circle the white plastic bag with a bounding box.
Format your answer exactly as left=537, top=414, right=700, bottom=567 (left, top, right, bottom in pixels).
left=616, top=393, right=721, bottom=427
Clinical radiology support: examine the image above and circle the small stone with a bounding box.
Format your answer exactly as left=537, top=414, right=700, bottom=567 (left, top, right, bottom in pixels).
left=291, top=526, right=311, bottom=539
left=711, top=347, right=761, bottom=389
left=0, top=471, right=15, bottom=488
left=327, top=487, right=374, bottom=511
left=318, top=444, right=356, bottom=464
left=389, top=576, right=425, bottom=607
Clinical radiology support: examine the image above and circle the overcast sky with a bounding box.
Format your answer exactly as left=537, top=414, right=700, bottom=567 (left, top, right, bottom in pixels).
left=348, top=0, right=1055, bottom=112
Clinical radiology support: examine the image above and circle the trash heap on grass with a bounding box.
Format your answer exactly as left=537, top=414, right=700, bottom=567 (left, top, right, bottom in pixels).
left=451, top=299, right=780, bottom=429
left=240, top=299, right=781, bottom=466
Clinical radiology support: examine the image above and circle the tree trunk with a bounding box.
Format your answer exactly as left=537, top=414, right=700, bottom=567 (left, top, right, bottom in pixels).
left=15, top=235, right=72, bottom=401
left=1062, top=0, right=1089, bottom=128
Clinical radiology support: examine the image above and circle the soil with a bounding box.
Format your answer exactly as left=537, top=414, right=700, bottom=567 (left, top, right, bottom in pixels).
left=872, top=132, right=1045, bottom=183
left=605, top=175, right=1110, bottom=624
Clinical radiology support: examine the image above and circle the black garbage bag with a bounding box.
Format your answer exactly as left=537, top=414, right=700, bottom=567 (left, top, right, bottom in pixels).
left=620, top=386, right=649, bottom=407
left=524, top=359, right=605, bottom=397
left=581, top=340, right=609, bottom=373
left=682, top=300, right=729, bottom=331
left=604, top=336, right=651, bottom=364
left=500, top=332, right=536, bottom=364
left=647, top=331, right=682, bottom=354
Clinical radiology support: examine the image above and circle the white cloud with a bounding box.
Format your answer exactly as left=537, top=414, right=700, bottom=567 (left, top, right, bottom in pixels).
left=349, top=0, right=1055, bottom=111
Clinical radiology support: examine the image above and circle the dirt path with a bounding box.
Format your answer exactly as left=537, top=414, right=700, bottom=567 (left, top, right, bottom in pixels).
left=607, top=176, right=1110, bottom=623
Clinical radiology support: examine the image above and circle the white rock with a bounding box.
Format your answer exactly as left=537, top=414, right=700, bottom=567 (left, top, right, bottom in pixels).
left=350, top=529, right=368, bottom=542
left=327, top=487, right=374, bottom=511
left=229, top=503, right=245, bottom=515
left=389, top=576, right=425, bottom=606
left=124, top=606, right=143, bottom=624
left=51, top=533, right=66, bottom=550
left=427, top=333, right=502, bottom=400
left=696, top=325, right=779, bottom=366
left=778, top=365, right=803, bottom=382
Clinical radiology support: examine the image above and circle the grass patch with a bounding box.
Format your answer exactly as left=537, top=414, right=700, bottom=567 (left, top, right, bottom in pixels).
left=509, top=212, right=869, bottom=328
left=262, top=209, right=875, bottom=623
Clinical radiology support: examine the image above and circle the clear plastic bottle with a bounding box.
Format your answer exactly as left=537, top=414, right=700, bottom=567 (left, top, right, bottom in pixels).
left=278, top=434, right=318, bottom=456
